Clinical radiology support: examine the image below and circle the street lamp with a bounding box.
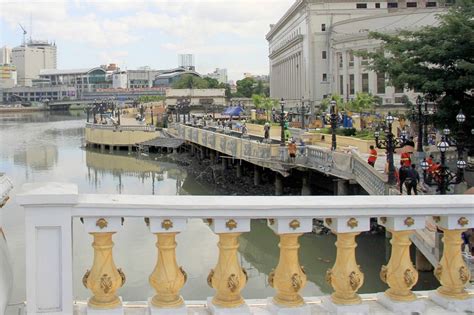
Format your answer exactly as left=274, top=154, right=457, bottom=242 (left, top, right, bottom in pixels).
left=330, top=100, right=337, bottom=151
left=415, top=96, right=424, bottom=152
left=375, top=112, right=406, bottom=185
left=296, top=97, right=310, bottom=130
left=274, top=98, right=289, bottom=146
left=420, top=109, right=468, bottom=194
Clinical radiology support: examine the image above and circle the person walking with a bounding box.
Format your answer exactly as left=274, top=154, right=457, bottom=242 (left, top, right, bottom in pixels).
left=404, top=164, right=420, bottom=195
left=368, top=145, right=378, bottom=167
left=264, top=122, right=270, bottom=142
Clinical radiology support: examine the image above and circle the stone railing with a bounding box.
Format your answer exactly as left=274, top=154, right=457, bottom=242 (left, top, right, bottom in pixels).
left=0, top=174, right=13, bottom=206
left=85, top=123, right=156, bottom=132
left=352, top=154, right=389, bottom=196
left=17, top=183, right=473, bottom=315
left=0, top=174, right=13, bottom=315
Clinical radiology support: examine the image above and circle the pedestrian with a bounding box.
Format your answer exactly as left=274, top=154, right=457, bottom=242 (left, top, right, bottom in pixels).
left=264, top=122, right=270, bottom=141
left=368, top=145, right=377, bottom=167
left=284, top=127, right=291, bottom=143
left=299, top=138, right=306, bottom=155
left=288, top=139, right=297, bottom=163
left=402, top=164, right=420, bottom=195
left=398, top=162, right=409, bottom=194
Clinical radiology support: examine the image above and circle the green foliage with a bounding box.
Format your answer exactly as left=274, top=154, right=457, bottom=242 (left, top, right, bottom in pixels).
left=138, top=95, right=165, bottom=103
left=203, top=77, right=220, bottom=88
left=346, top=92, right=376, bottom=113
left=234, top=77, right=270, bottom=98
left=252, top=94, right=278, bottom=121
left=172, top=74, right=209, bottom=89
left=320, top=94, right=346, bottom=112
left=365, top=0, right=474, bottom=131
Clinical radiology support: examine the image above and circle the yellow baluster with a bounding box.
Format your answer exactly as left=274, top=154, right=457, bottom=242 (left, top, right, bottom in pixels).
left=434, top=228, right=471, bottom=300
left=380, top=230, right=418, bottom=301
left=149, top=232, right=186, bottom=308
left=83, top=232, right=125, bottom=309
left=326, top=232, right=364, bottom=305
left=269, top=233, right=307, bottom=307
left=208, top=232, right=247, bottom=308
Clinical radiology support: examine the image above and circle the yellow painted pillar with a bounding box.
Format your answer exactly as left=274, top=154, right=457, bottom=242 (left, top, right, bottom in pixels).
left=326, top=232, right=364, bottom=305
left=434, top=228, right=471, bottom=300
left=208, top=232, right=247, bottom=308
left=149, top=232, right=187, bottom=308
left=269, top=233, right=307, bottom=307
left=380, top=230, right=418, bottom=301
left=83, top=232, right=125, bottom=309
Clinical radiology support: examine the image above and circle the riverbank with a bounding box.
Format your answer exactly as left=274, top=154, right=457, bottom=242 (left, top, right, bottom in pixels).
left=0, top=107, right=44, bottom=113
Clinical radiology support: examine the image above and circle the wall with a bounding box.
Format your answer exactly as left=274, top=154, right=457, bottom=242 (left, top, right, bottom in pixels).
left=85, top=127, right=159, bottom=146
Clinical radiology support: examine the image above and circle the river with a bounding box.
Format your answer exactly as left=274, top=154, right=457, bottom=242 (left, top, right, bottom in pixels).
left=0, top=111, right=437, bottom=311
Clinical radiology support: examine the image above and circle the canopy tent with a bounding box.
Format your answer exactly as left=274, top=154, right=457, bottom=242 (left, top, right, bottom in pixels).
left=222, top=106, right=245, bottom=117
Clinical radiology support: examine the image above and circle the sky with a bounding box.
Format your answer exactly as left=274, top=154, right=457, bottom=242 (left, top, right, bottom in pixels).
left=0, top=0, right=295, bottom=81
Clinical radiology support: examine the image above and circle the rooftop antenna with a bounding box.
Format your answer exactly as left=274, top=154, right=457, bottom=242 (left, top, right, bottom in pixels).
left=18, top=23, right=27, bottom=46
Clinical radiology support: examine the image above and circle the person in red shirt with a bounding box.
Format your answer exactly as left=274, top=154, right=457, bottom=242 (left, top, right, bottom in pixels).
left=401, top=151, right=411, bottom=167
left=368, top=145, right=378, bottom=167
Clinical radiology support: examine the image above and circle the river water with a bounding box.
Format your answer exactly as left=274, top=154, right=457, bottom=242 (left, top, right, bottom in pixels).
left=0, top=111, right=437, bottom=309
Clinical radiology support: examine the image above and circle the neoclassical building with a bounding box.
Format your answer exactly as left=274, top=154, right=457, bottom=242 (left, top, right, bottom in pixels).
left=266, top=0, right=447, bottom=110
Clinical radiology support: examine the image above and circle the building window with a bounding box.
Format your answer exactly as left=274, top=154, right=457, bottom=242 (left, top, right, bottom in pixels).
left=362, top=73, right=369, bottom=93
left=322, top=51, right=327, bottom=59
left=348, top=51, right=354, bottom=67
left=376, top=73, right=385, bottom=94
left=388, top=2, right=398, bottom=8
left=321, top=24, right=326, bottom=32
left=339, top=75, right=344, bottom=95
left=322, top=73, right=327, bottom=82
left=407, top=2, right=417, bottom=7
left=349, top=74, right=355, bottom=95
left=356, top=3, right=367, bottom=8
left=426, top=1, right=437, bottom=7
left=337, top=53, right=343, bottom=67
left=375, top=3, right=381, bottom=8
left=395, top=85, right=404, bottom=93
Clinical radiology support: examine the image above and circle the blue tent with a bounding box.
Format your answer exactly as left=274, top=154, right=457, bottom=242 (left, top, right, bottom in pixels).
left=223, top=106, right=245, bottom=116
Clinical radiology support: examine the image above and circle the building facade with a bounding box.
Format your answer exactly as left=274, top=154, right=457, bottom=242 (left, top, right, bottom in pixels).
left=0, top=65, right=17, bottom=89
left=205, top=68, right=228, bottom=84
left=11, top=40, right=57, bottom=87
left=0, top=46, right=12, bottom=65
left=266, top=0, right=447, bottom=110
left=0, top=85, right=76, bottom=103
left=154, top=68, right=201, bottom=88
left=178, top=54, right=195, bottom=70
left=165, top=89, right=226, bottom=107
left=126, top=67, right=162, bottom=88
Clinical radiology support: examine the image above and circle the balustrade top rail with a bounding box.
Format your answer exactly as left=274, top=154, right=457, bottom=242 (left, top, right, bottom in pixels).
left=85, top=123, right=156, bottom=132
left=17, top=183, right=472, bottom=217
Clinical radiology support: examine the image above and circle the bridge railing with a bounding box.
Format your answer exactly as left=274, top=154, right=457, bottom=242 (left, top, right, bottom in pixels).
left=17, top=183, right=474, bottom=314
left=85, top=123, right=156, bottom=132
left=352, top=154, right=389, bottom=196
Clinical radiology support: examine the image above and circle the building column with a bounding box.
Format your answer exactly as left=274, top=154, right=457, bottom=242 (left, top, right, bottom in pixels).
left=275, top=173, right=283, bottom=196
left=253, top=165, right=261, bottom=186
left=301, top=175, right=311, bottom=195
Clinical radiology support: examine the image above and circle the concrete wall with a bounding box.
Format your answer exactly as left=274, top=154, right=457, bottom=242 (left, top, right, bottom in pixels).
left=85, top=127, right=159, bottom=146
left=302, top=132, right=375, bottom=153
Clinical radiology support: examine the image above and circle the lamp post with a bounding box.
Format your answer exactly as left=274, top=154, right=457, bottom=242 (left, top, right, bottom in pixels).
left=330, top=100, right=337, bottom=151
left=416, top=96, right=424, bottom=153
left=375, top=112, right=406, bottom=185
left=420, top=110, right=467, bottom=194
left=297, top=97, right=310, bottom=130
left=273, top=98, right=289, bottom=146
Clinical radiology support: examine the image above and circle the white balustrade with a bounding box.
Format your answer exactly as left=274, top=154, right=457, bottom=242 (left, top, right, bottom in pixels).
left=16, top=182, right=474, bottom=315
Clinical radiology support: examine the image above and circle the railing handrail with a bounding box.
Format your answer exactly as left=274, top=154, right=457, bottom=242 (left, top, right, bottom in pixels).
left=85, top=123, right=155, bottom=132
left=17, top=184, right=473, bottom=216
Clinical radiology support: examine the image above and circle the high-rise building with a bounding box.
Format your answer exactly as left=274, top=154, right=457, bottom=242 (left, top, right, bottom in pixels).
left=0, top=46, right=12, bottom=65
left=205, top=68, right=228, bottom=84
left=178, top=54, right=195, bottom=71
left=12, top=40, right=57, bottom=86
left=0, top=65, right=17, bottom=88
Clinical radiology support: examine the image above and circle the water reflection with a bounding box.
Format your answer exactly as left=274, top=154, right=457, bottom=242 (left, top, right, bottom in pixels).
left=13, top=145, right=58, bottom=170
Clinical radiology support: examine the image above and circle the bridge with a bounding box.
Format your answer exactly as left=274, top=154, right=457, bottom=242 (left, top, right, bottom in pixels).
left=3, top=181, right=471, bottom=314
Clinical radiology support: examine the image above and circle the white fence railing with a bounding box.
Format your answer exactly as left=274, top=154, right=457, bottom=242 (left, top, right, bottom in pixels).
left=16, top=183, right=474, bottom=314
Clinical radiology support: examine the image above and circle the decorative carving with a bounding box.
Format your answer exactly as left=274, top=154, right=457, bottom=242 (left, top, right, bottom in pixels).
left=144, top=217, right=150, bottom=227
left=433, top=216, right=441, bottom=223
left=349, top=271, right=361, bottom=291
left=242, top=268, right=248, bottom=282
left=226, top=219, right=238, bottom=230
left=180, top=266, right=188, bottom=284
left=347, top=218, right=358, bottom=229
left=291, top=273, right=302, bottom=292
left=117, top=268, right=126, bottom=286
left=82, top=270, right=90, bottom=288
left=325, top=268, right=332, bottom=285
left=434, top=265, right=442, bottom=281
left=268, top=271, right=275, bottom=287
left=404, top=269, right=415, bottom=287
left=458, top=217, right=469, bottom=227
left=161, top=219, right=173, bottom=230
left=380, top=265, right=387, bottom=283
left=325, top=218, right=332, bottom=226
left=289, top=219, right=300, bottom=230
left=100, top=274, right=113, bottom=294
left=207, top=269, right=214, bottom=288
left=206, top=218, right=213, bottom=225
left=96, top=218, right=108, bottom=229
left=121, top=217, right=124, bottom=226
left=404, top=217, right=415, bottom=227
left=268, top=218, right=275, bottom=225
left=227, top=274, right=240, bottom=293
left=459, top=266, right=469, bottom=284
left=380, top=217, right=387, bottom=224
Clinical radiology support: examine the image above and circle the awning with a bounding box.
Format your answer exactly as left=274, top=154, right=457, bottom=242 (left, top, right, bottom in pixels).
left=222, top=106, right=245, bottom=116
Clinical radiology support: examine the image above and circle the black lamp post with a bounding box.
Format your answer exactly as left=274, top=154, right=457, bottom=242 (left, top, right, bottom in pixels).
left=330, top=100, right=337, bottom=151
left=297, top=97, right=310, bottom=130
left=273, top=98, right=289, bottom=146
left=375, top=112, right=406, bottom=185
left=420, top=110, right=467, bottom=194
left=415, top=96, right=424, bottom=153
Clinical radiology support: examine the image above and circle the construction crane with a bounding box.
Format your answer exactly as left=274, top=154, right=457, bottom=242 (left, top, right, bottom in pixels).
left=18, top=23, right=27, bottom=45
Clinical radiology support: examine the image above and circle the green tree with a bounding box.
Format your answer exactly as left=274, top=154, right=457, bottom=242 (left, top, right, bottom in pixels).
left=203, top=77, right=220, bottom=88
left=319, top=94, right=346, bottom=112
left=236, top=77, right=256, bottom=98
left=172, top=74, right=209, bottom=89
left=346, top=92, right=376, bottom=114
left=252, top=94, right=278, bottom=121
left=364, top=0, right=474, bottom=132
